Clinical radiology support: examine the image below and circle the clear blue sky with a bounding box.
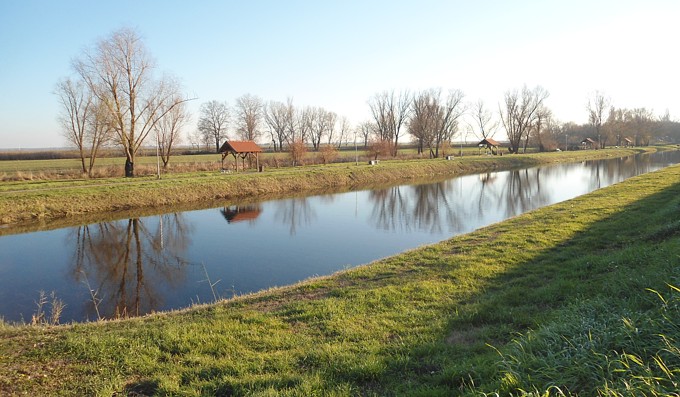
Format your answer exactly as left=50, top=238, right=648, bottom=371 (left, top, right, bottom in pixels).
left=1, top=0, right=678, bottom=148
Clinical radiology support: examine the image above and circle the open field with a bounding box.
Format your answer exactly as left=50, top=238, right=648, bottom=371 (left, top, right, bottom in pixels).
left=0, top=147, right=657, bottom=227
left=0, top=146, right=492, bottom=180
left=1, top=150, right=679, bottom=395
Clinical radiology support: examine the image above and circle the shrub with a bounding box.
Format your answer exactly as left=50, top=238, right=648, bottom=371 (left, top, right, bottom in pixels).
left=318, top=144, right=338, bottom=164
left=367, top=139, right=392, bottom=160
left=289, top=139, right=308, bottom=166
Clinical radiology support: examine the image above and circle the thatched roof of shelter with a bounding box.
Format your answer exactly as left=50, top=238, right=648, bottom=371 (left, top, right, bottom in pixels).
left=478, top=138, right=501, bottom=147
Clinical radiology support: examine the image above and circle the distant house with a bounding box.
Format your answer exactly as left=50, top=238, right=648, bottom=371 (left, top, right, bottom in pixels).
left=622, top=137, right=633, bottom=147
left=581, top=138, right=598, bottom=149
left=477, top=138, right=502, bottom=155
left=219, top=140, right=263, bottom=172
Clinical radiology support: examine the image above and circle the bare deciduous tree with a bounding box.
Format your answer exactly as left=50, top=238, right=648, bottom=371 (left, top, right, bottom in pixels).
left=265, top=99, right=295, bottom=151
left=530, top=104, right=553, bottom=152
left=324, top=111, right=338, bottom=146
left=629, top=107, right=655, bottom=146
left=409, top=89, right=465, bottom=158
left=55, top=78, right=113, bottom=176
left=410, top=89, right=440, bottom=155
left=309, top=107, right=335, bottom=151
left=469, top=99, right=499, bottom=140
left=283, top=98, right=298, bottom=146
left=73, top=27, right=188, bottom=177
left=297, top=106, right=314, bottom=145
left=500, top=85, right=549, bottom=154
left=154, top=93, right=189, bottom=168
left=587, top=91, right=610, bottom=149
left=335, top=116, right=351, bottom=148
left=368, top=90, right=412, bottom=156
left=198, top=100, right=229, bottom=152
left=606, top=108, right=627, bottom=146
left=234, top=93, right=264, bottom=142
left=358, top=121, right=374, bottom=148
left=432, top=89, right=465, bottom=158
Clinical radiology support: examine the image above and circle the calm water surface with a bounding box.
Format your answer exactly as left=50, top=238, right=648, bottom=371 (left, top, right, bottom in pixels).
left=1, top=151, right=678, bottom=322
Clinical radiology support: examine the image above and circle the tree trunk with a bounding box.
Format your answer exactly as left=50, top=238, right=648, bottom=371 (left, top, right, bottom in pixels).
left=125, top=159, right=134, bottom=177
left=80, top=155, right=87, bottom=175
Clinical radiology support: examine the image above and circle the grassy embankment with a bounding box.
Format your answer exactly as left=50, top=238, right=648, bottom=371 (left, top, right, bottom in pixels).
left=1, top=149, right=679, bottom=395
left=0, top=147, right=653, bottom=228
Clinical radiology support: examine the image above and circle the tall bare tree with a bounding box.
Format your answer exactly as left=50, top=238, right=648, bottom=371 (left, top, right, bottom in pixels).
left=587, top=91, right=611, bottom=149
left=530, top=104, right=554, bottom=152
left=410, top=89, right=440, bottom=155
left=198, top=100, right=229, bottom=152
left=469, top=99, right=499, bottom=140
left=154, top=92, right=189, bottom=168
left=234, top=93, right=264, bottom=143
left=296, top=106, right=314, bottom=145
left=629, top=107, right=655, bottom=146
left=55, top=78, right=113, bottom=176
left=310, top=108, right=328, bottom=151
left=73, top=27, right=188, bottom=177
left=265, top=100, right=295, bottom=151
left=432, top=89, right=465, bottom=157
left=324, top=111, right=338, bottom=146
left=282, top=98, right=298, bottom=146
left=500, top=85, right=549, bottom=154
left=368, top=90, right=412, bottom=156
left=335, top=116, right=351, bottom=148
left=606, top=108, right=626, bottom=146
left=409, top=89, right=465, bottom=158
left=358, top=121, right=374, bottom=148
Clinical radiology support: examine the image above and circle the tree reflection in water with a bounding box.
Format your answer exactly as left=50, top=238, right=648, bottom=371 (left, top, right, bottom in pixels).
left=274, top=197, right=317, bottom=235
left=368, top=167, right=561, bottom=233
left=67, top=213, right=192, bottom=320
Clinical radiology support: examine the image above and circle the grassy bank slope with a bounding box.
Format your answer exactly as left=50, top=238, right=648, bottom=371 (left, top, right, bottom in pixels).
left=0, top=148, right=651, bottom=226
left=1, top=155, right=679, bottom=395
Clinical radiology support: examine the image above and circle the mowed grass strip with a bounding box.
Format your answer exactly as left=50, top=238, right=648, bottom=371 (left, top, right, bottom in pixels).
left=1, top=157, right=679, bottom=395
left=0, top=147, right=653, bottom=226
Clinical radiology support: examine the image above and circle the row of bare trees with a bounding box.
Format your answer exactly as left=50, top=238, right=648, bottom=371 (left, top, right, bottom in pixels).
left=194, top=94, right=265, bottom=152
left=194, top=95, right=355, bottom=154
left=366, top=86, right=549, bottom=157
left=58, top=29, right=679, bottom=177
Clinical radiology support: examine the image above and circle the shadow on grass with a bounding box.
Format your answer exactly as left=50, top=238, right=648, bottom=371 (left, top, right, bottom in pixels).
left=374, top=172, right=680, bottom=394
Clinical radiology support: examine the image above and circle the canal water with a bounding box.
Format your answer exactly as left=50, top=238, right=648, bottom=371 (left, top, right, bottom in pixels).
left=1, top=151, right=678, bottom=323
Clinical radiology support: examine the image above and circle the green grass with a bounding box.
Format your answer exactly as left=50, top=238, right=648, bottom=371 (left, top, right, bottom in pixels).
left=0, top=147, right=657, bottom=227
left=1, top=153, right=680, bottom=395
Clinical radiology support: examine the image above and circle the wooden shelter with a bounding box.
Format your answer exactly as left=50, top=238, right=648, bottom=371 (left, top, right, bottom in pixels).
left=581, top=138, right=598, bottom=149
left=220, top=205, right=262, bottom=224
left=477, top=138, right=502, bottom=155
left=622, top=137, right=633, bottom=147
left=219, top=140, right=263, bottom=172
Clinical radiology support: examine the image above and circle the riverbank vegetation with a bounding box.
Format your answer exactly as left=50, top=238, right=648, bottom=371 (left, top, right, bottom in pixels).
left=1, top=154, right=679, bottom=395
left=0, top=147, right=655, bottom=227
